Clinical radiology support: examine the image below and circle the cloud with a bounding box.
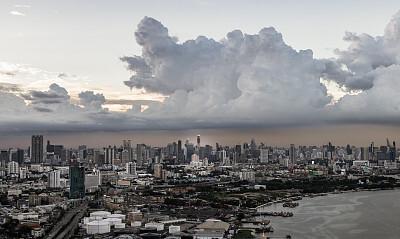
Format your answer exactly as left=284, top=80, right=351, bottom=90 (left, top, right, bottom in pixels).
left=105, top=99, right=159, bottom=105
left=78, top=91, right=107, bottom=111
left=4, top=11, right=400, bottom=135
left=14, top=5, right=31, bottom=8
left=122, top=17, right=331, bottom=125
left=0, top=83, right=21, bottom=92
left=10, top=11, right=26, bottom=16
left=22, top=83, right=70, bottom=104
left=33, top=107, right=53, bottom=113
left=322, top=10, right=400, bottom=91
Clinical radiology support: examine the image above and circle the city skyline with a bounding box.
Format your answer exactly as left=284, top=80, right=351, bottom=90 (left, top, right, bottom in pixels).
left=1, top=124, right=400, bottom=149
left=2, top=1, right=400, bottom=145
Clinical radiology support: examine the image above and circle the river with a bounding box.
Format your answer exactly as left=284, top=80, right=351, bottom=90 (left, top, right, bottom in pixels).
left=255, top=189, right=400, bottom=239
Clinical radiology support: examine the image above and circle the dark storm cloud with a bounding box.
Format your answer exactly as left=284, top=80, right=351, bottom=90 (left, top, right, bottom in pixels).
left=22, top=83, right=70, bottom=105
left=33, top=107, right=53, bottom=112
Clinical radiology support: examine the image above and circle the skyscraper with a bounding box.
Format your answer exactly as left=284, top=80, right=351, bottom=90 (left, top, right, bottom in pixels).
left=289, top=144, right=295, bottom=164
left=123, top=140, right=132, bottom=162
left=126, top=162, right=137, bottom=175
left=154, top=164, right=163, bottom=179
left=69, top=156, right=85, bottom=199
left=31, top=135, right=43, bottom=164
left=197, top=134, right=201, bottom=148
left=136, top=144, right=143, bottom=166
left=260, top=148, right=269, bottom=163
left=104, top=146, right=115, bottom=165
left=48, top=170, right=61, bottom=188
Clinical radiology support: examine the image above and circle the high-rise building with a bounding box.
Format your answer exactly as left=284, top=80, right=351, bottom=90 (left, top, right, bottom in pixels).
left=126, top=162, right=137, bottom=175
left=85, top=169, right=101, bottom=192
left=289, top=144, right=296, bottom=164
left=185, top=143, right=194, bottom=164
left=197, top=134, right=201, bottom=148
left=104, top=146, right=115, bottom=165
left=136, top=144, right=143, bottom=166
left=7, top=161, right=19, bottom=175
left=177, top=140, right=183, bottom=163
left=154, top=164, right=163, bottom=179
left=121, top=149, right=131, bottom=164
left=69, top=157, right=85, bottom=199
left=123, top=140, right=132, bottom=162
left=260, top=148, right=269, bottom=163
left=31, top=135, right=43, bottom=163
left=19, top=167, right=27, bottom=179
left=48, top=170, right=61, bottom=188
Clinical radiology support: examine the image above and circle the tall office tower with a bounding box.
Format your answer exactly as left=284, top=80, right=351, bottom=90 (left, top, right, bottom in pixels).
left=126, top=162, right=137, bottom=175
left=31, top=135, right=43, bottom=163
left=346, top=144, right=352, bottom=155
left=9, top=149, right=17, bottom=162
left=47, top=140, right=54, bottom=153
left=104, top=146, right=115, bottom=165
left=167, top=143, right=174, bottom=157
left=360, top=147, right=369, bottom=161
left=48, top=170, right=61, bottom=188
left=123, top=140, right=131, bottom=150
left=197, top=134, right=201, bottom=148
left=69, top=157, right=85, bottom=199
left=121, top=149, right=131, bottom=164
left=185, top=143, right=194, bottom=163
left=7, top=161, right=19, bottom=175
left=136, top=144, right=143, bottom=166
left=250, top=139, right=257, bottom=151
left=154, top=164, right=163, bottom=179
left=177, top=140, right=183, bottom=163
left=289, top=144, right=296, bottom=164
left=260, top=148, right=269, bottom=163
left=123, top=140, right=132, bottom=161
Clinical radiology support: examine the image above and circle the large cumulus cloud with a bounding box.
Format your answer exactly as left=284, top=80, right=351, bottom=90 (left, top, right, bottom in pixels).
left=3, top=10, right=400, bottom=135
left=122, top=17, right=332, bottom=125
left=322, top=11, right=400, bottom=91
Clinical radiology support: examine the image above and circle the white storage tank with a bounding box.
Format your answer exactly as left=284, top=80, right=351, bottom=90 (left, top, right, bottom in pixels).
left=169, top=225, right=180, bottom=234
left=115, top=223, right=126, bottom=229
left=86, top=221, right=110, bottom=234
left=103, top=218, right=122, bottom=226
left=145, top=222, right=164, bottom=231
left=83, top=217, right=90, bottom=225
left=107, top=214, right=126, bottom=221
left=131, top=221, right=142, bottom=227
left=90, top=211, right=111, bottom=219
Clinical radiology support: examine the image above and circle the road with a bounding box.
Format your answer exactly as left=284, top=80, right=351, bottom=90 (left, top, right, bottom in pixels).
left=45, top=202, right=88, bottom=239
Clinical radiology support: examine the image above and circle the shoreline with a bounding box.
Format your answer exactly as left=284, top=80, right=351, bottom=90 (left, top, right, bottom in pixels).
left=253, top=186, right=399, bottom=210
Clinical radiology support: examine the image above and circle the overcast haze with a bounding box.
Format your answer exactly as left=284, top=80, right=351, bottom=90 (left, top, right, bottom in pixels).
left=2, top=1, right=400, bottom=148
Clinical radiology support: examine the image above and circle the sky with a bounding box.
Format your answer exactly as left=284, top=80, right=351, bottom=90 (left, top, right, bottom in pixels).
left=2, top=0, right=400, bottom=148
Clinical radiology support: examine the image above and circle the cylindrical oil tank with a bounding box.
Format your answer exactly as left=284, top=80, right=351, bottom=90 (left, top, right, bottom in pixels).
left=86, top=220, right=110, bottom=234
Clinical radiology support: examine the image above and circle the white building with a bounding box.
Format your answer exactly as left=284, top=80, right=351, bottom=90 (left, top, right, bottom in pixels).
left=20, top=167, right=28, bottom=179
left=85, top=169, right=102, bottom=192
left=48, top=170, right=61, bottom=188
left=126, top=162, right=137, bottom=175
left=240, top=171, right=255, bottom=182
left=260, top=148, right=269, bottom=163
left=7, top=161, right=19, bottom=176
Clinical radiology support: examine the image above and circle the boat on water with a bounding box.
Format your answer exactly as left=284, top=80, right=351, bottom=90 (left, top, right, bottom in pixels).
left=283, top=202, right=299, bottom=208
left=260, top=211, right=294, bottom=217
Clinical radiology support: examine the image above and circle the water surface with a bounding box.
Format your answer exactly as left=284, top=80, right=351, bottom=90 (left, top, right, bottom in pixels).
left=256, top=189, right=400, bottom=239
